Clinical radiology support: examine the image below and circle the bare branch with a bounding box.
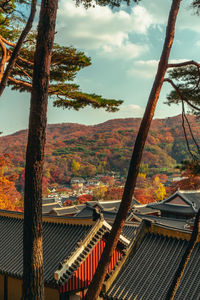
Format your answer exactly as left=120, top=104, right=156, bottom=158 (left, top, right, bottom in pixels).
left=181, top=101, right=198, bottom=160
left=184, top=114, right=200, bottom=154
left=18, top=56, right=34, bottom=66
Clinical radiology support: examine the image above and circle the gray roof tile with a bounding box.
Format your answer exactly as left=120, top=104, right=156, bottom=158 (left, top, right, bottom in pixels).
left=104, top=221, right=200, bottom=300
left=0, top=213, right=92, bottom=286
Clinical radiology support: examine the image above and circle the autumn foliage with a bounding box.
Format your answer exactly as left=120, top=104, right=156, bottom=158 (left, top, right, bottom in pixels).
left=0, top=115, right=198, bottom=189
left=78, top=194, right=93, bottom=204
left=0, top=154, right=21, bottom=210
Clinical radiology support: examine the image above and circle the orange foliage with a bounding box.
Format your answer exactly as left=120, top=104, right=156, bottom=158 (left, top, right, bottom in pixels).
left=134, top=188, right=154, bottom=204
left=78, top=194, right=93, bottom=204
left=0, top=154, right=21, bottom=210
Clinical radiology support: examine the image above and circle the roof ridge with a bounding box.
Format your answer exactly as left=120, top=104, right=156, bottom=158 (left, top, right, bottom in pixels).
left=54, top=217, right=105, bottom=283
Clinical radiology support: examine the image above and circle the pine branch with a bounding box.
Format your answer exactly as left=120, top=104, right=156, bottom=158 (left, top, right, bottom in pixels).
left=8, top=76, right=32, bottom=88
left=0, top=35, right=15, bottom=47
left=167, top=60, right=200, bottom=89
left=164, top=77, right=200, bottom=160
left=167, top=60, right=200, bottom=68
left=15, top=62, right=32, bottom=80
left=164, top=78, right=200, bottom=111
left=0, top=0, right=37, bottom=96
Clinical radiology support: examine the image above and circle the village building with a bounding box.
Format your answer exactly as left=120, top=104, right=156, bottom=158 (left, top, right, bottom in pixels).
left=48, top=205, right=83, bottom=217
left=147, top=190, right=200, bottom=219
left=42, top=201, right=63, bottom=214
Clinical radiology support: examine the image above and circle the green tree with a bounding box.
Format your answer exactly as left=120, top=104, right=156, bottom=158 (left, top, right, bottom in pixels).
left=0, top=0, right=37, bottom=95
left=0, top=1, right=123, bottom=299
left=163, top=4, right=200, bottom=178
left=0, top=1, right=122, bottom=110
left=165, top=3, right=200, bottom=299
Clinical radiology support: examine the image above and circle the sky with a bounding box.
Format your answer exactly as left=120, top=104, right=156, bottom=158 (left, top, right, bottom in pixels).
left=1, top=0, right=200, bottom=135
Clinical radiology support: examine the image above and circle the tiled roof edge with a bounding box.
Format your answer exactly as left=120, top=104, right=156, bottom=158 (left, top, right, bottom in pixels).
left=0, top=210, right=96, bottom=225
left=102, top=220, right=149, bottom=296
left=54, top=218, right=130, bottom=286
left=54, top=217, right=105, bottom=283
left=102, top=220, right=130, bottom=246
left=149, top=222, right=192, bottom=241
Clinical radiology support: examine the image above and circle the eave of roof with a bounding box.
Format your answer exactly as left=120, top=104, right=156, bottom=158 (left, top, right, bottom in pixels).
left=102, top=219, right=193, bottom=298
left=133, top=212, right=189, bottom=230
left=147, top=202, right=195, bottom=214
left=54, top=219, right=130, bottom=286
left=0, top=210, right=96, bottom=288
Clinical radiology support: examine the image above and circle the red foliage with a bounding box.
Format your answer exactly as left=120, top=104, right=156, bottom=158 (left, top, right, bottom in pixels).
left=100, top=176, right=114, bottom=185
left=78, top=194, right=93, bottom=204
left=64, top=200, right=72, bottom=206
left=134, top=188, right=154, bottom=204
left=104, top=187, right=124, bottom=200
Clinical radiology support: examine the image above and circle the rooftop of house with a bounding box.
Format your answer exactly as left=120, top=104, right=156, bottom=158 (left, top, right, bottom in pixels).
left=42, top=202, right=62, bottom=214
left=76, top=199, right=137, bottom=217
left=131, top=204, right=160, bottom=216
left=48, top=205, right=81, bottom=216
left=42, top=197, right=57, bottom=205
left=147, top=190, right=200, bottom=215
left=103, top=219, right=199, bottom=300
left=0, top=210, right=130, bottom=289
left=132, top=212, right=190, bottom=231
left=0, top=210, right=95, bottom=287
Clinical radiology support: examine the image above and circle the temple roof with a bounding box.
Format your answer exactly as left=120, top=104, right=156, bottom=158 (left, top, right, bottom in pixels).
left=103, top=220, right=200, bottom=300
left=147, top=190, right=200, bottom=215
left=0, top=210, right=94, bottom=287
left=0, top=210, right=130, bottom=288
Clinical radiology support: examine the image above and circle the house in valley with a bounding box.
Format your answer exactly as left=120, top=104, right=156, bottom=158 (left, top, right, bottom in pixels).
left=147, top=190, right=200, bottom=219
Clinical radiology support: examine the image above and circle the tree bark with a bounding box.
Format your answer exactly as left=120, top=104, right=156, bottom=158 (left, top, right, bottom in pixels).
left=22, top=1, right=58, bottom=299
left=85, top=0, right=181, bottom=299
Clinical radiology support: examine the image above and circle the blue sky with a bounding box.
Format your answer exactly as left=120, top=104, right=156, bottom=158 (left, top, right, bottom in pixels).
left=1, top=0, right=200, bottom=135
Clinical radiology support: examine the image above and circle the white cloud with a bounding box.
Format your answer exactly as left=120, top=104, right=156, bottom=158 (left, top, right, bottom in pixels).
left=102, top=42, right=148, bottom=60
left=93, top=104, right=144, bottom=121
left=127, top=58, right=190, bottom=79
left=120, top=104, right=144, bottom=116
left=127, top=60, right=158, bottom=78
left=56, top=0, right=152, bottom=60
left=141, top=0, right=200, bottom=33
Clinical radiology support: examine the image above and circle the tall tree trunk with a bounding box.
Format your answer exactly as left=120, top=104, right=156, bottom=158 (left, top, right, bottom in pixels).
left=22, top=1, right=58, bottom=299
left=85, top=0, right=181, bottom=299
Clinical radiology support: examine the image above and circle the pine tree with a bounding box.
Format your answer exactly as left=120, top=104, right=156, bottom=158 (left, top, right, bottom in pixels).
left=85, top=0, right=182, bottom=298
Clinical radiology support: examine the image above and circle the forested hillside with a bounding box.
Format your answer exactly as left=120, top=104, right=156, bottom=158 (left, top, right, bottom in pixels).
left=0, top=114, right=199, bottom=190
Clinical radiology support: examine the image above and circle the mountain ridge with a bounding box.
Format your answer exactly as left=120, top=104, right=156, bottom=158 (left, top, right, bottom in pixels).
left=0, top=114, right=199, bottom=186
